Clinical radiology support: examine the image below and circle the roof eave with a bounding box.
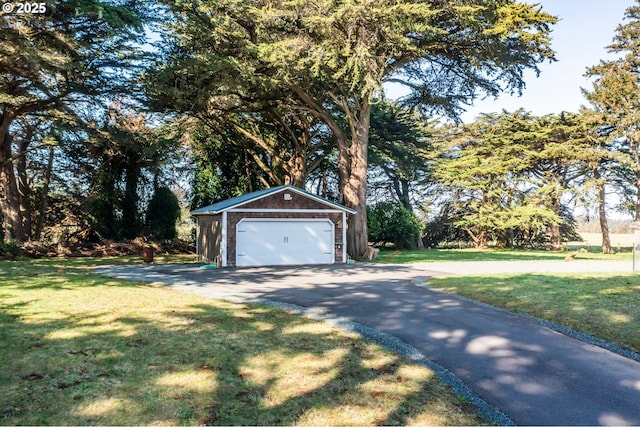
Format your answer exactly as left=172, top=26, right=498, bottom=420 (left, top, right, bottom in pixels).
left=190, top=210, right=222, bottom=216
left=190, top=185, right=357, bottom=215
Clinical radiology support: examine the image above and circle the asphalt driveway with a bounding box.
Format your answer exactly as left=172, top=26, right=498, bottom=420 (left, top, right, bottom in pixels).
left=96, top=262, right=640, bottom=426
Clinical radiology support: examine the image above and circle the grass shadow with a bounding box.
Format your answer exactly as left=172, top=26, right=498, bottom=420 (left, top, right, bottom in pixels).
left=1, top=260, right=484, bottom=425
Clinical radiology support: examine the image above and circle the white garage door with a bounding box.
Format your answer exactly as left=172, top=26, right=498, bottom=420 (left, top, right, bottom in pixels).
left=236, top=219, right=334, bottom=267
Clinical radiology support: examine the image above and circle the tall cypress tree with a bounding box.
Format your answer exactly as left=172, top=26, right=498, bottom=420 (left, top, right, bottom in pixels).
left=151, top=0, right=557, bottom=257
left=434, top=110, right=585, bottom=249
left=0, top=1, right=144, bottom=241
left=583, top=1, right=640, bottom=250
left=584, top=1, right=640, bottom=219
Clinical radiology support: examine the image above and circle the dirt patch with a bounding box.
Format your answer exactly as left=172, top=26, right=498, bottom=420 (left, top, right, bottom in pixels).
left=21, top=238, right=194, bottom=258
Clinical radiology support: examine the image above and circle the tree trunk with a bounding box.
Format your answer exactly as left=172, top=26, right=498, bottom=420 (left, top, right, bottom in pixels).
left=597, top=175, right=613, bottom=254
left=343, top=101, right=371, bottom=258
left=288, top=84, right=371, bottom=257
left=548, top=223, right=562, bottom=251
left=465, top=227, right=487, bottom=249
left=16, top=133, right=32, bottom=240
left=321, top=170, right=328, bottom=198
left=635, top=176, right=640, bottom=222
left=393, top=178, right=412, bottom=210
left=241, top=150, right=253, bottom=193
left=0, top=113, right=25, bottom=242
left=35, top=145, right=55, bottom=240
left=548, top=193, right=562, bottom=251
left=289, top=154, right=306, bottom=188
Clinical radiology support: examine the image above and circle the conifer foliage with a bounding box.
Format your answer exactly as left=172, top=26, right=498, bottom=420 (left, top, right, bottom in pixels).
left=151, top=0, right=557, bottom=256
left=583, top=0, right=640, bottom=252
left=432, top=110, right=585, bottom=249
left=1, top=0, right=144, bottom=241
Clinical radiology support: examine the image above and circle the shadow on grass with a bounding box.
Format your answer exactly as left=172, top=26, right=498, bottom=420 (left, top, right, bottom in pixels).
left=2, top=254, right=197, bottom=271
left=0, top=264, right=479, bottom=425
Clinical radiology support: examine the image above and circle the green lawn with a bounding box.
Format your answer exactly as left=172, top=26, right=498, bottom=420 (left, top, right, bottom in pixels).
left=375, top=248, right=640, bottom=355
left=376, top=248, right=633, bottom=264
left=426, top=272, right=640, bottom=354
left=0, top=258, right=484, bottom=426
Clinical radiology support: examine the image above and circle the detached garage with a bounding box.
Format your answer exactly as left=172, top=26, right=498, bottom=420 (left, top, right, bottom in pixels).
left=191, top=185, right=356, bottom=267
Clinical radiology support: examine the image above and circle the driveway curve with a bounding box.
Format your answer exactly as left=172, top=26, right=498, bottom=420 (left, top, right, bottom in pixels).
left=96, top=261, right=640, bottom=426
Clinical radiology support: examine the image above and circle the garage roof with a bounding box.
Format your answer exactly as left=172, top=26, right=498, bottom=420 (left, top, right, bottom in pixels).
left=191, top=185, right=357, bottom=215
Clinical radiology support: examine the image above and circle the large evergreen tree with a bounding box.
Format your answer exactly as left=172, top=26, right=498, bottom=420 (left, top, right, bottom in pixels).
left=582, top=1, right=640, bottom=251
left=583, top=2, right=640, bottom=219
left=152, top=0, right=557, bottom=257
left=435, top=111, right=547, bottom=248
left=526, top=112, right=593, bottom=250
left=368, top=100, right=435, bottom=211
left=0, top=0, right=144, bottom=241
left=434, top=110, right=584, bottom=249
left=84, top=104, right=170, bottom=240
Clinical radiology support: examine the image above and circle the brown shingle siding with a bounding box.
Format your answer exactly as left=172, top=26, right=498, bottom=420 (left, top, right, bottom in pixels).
left=196, top=214, right=222, bottom=264
left=239, top=191, right=339, bottom=210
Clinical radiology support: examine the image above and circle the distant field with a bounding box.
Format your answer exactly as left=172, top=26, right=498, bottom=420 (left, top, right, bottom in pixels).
left=570, top=233, right=635, bottom=248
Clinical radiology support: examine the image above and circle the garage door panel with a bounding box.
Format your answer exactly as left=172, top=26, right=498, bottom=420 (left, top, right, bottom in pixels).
left=236, top=220, right=334, bottom=267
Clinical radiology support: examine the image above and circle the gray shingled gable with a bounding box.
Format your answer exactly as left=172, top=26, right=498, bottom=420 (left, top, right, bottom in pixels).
left=190, top=185, right=356, bottom=215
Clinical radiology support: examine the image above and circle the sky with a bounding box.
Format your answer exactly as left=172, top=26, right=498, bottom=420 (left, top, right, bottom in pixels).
left=459, top=0, right=636, bottom=123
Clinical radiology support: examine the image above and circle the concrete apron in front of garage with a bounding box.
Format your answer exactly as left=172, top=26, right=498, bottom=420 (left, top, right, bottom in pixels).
left=96, top=262, right=640, bottom=426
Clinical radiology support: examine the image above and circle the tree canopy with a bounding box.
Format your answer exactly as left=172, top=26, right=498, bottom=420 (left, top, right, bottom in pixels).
left=432, top=110, right=586, bottom=249
left=151, top=0, right=557, bottom=256
left=14, top=0, right=640, bottom=258
left=1, top=0, right=145, bottom=241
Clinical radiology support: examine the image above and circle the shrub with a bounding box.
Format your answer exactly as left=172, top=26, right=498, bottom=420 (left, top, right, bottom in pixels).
left=367, top=202, right=423, bottom=249
left=146, top=187, right=181, bottom=240
left=0, top=241, right=22, bottom=260
left=422, top=215, right=469, bottom=248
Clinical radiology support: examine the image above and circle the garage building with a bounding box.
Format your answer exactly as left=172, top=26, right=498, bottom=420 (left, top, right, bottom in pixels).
left=191, top=185, right=356, bottom=267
